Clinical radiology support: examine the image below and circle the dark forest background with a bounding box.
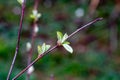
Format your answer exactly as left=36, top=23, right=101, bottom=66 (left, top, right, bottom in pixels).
left=0, top=0, right=120, bottom=80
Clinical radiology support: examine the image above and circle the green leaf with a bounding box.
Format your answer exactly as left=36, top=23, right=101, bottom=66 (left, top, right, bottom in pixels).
left=63, top=41, right=70, bottom=44
left=38, top=43, right=51, bottom=55
left=30, top=14, right=35, bottom=19
left=45, top=45, right=51, bottom=51
left=17, top=0, right=24, bottom=5
left=37, top=13, right=41, bottom=19
left=57, top=31, right=63, bottom=42
left=62, top=33, right=68, bottom=43
left=42, top=43, right=46, bottom=53
left=38, top=45, right=42, bottom=54
left=63, top=44, right=73, bottom=53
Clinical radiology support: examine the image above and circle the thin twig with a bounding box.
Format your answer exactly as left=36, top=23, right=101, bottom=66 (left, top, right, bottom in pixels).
left=12, top=45, right=58, bottom=80
left=12, top=18, right=103, bottom=80
left=68, top=17, right=103, bottom=38
left=7, top=1, right=26, bottom=80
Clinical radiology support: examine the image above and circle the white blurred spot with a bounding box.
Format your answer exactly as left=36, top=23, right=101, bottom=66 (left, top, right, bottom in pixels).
left=75, top=8, right=84, bottom=18
left=21, top=0, right=24, bottom=3
left=26, top=42, right=31, bottom=51
left=34, top=25, right=39, bottom=33
left=28, top=66, right=34, bottom=74
left=32, top=10, right=38, bottom=16
left=12, top=6, right=21, bottom=15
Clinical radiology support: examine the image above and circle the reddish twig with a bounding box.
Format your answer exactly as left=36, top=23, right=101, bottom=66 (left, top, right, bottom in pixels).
left=12, top=18, right=103, bottom=80
left=13, top=45, right=58, bottom=80
left=7, top=1, right=26, bottom=80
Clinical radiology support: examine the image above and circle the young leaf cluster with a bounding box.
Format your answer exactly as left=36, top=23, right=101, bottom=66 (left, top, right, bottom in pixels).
left=30, top=10, right=41, bottom=21
left=57, top=31, right=73, bottom=53
left=37, top=43, right=51, bottom=56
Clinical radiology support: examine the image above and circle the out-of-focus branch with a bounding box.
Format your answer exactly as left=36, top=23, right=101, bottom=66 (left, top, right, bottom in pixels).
left=26, top=0, right=41, bottom=80
left=88, top=0, right=100, bottom=16
left=108, top=0, right=120, bottom=53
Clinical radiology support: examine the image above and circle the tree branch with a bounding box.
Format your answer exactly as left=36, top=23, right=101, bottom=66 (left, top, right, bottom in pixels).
left=12, top=17, right=103, bottom=80
left=7, top=1, right=26, bottom=80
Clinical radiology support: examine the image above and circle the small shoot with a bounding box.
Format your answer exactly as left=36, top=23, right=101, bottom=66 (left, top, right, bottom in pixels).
left=37, top=43, right=51, bottom=56
left=57, top=31, right=73, bottom=53
left=30, top=9, right=41, bottom=21
left=17, top=0, right=24, bottom=5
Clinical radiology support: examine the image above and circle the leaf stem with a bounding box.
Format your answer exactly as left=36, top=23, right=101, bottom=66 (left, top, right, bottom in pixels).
left=12, top=18, right=103, bottom=80
left=7, top=1, right=26, bottom=80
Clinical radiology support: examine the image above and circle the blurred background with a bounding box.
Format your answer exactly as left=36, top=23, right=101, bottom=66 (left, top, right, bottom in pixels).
left=0, top=0, right=120, bottom=80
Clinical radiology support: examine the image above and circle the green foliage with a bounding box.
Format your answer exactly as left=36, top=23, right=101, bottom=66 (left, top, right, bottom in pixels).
left=57, top=31, right=64, bottom=43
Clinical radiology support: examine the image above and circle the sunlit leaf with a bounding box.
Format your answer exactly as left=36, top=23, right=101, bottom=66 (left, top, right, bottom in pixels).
left=45, top=45, right=51, bottom=51
left=38, top=45, right=42, bottom=54
left=63, top=44, right=73, bottom=53
left=62, top=33, right=68, bottom=43
left=17, top=0, right=24, bottom=5
left=38, top=43, right=51, bottom=55
left=42, top=43, right=46, bottom=53
left=30, top=14, right=35, bottom=19
left=63, top=41, right=70, bottom=44
left=57, top=31, right=63, bottom=42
